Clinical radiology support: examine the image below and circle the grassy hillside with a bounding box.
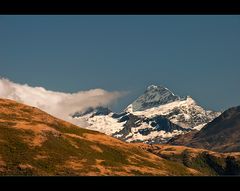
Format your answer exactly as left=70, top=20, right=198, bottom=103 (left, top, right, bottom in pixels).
left=137, top=144, right=240, bottom=175
left=0, top=98, right=199, bottom=176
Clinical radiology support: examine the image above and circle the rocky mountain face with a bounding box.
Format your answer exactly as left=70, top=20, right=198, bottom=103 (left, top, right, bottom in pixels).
left=168, top=106, right=240, bottom=153
left=127, top=95, right=220, bottom=130
left=72, top=85, right=220, bottom=144
left=112, top=112, right=188, bottom=144
left=129, top=85, right=180, bottom=112
left=72, top=106, right=112, bottom=118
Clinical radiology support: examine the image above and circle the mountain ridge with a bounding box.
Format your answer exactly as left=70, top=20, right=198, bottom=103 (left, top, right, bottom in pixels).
left=73, top=85, right=220, bottom=144
left=168, top=106, right=240, bottom=153
left=129, top=85, right=181, bottom=112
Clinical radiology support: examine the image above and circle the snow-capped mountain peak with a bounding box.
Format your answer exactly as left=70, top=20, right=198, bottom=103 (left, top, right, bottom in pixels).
left=70, top=84, right=221, bottom=144
left=146, top=84, right=159, bottom=91
left=130, top=95, right=220, bottom=129
left=130, top=85, right=181, bottom=112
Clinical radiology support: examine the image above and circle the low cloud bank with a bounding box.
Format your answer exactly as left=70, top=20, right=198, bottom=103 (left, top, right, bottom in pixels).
left=0, top=78, right=125, bottom=125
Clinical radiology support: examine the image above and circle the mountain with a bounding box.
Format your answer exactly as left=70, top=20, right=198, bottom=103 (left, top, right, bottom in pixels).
left=72, top=108, right=189, bottom=144
left=126, top=85, right=220, bottom=130
left=0, top=98, right=198, bottom=176
left=71, top=106, right=112, bottom=118
left=72, top=85, right=220, bottom=144
left=112, top=112, right=188, bottom=144
left=128, top=85, right=181, bottom=112
left=168, top=106, right=240, bottom=153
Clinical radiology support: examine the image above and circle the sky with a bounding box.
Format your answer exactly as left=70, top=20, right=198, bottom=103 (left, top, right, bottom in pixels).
left=0, top=15, right=240, bottom=112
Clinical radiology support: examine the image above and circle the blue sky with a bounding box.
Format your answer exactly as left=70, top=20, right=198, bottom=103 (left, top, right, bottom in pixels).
left=0, top=15, right=240, bottom=112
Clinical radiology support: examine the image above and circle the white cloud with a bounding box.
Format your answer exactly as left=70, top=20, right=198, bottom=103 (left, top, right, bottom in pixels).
left=0, top=78, right=126, bottom=126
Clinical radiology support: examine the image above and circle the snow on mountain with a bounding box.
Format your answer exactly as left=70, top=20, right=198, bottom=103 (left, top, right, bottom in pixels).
left=73, top=109, right=188, bottom=144
left=129, top=85, right=181, bottom=112
left=71, top=106, right=112, bottom=118
left=112, top=113, right=188, bottom=144
left=72, top=107, right=126, bottom=135
left=71, top=85, right=221, bottom=144
left=127, top=95, right=220, bottom=129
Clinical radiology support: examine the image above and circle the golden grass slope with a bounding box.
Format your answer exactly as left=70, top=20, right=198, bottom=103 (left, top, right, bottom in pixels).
left=0, top=98, right=199, bottom=176
left=136, top=144, right=240, bottom=175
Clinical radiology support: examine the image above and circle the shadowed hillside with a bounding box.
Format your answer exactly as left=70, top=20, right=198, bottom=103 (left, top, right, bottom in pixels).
left=168, top=106, right=240, bottom=153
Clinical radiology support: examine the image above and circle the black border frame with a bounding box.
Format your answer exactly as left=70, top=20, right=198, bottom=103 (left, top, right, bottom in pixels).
left=0, top=2, right=240, bottom=14
left=0, top=1, right=240, bottom=188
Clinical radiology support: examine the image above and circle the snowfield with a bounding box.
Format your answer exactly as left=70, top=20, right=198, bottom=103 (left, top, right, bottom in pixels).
left=128, top=96, right=220, bottom=129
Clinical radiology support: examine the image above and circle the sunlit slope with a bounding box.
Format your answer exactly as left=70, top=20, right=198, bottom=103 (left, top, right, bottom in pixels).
left=0, top=98, right=197, bottom=176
